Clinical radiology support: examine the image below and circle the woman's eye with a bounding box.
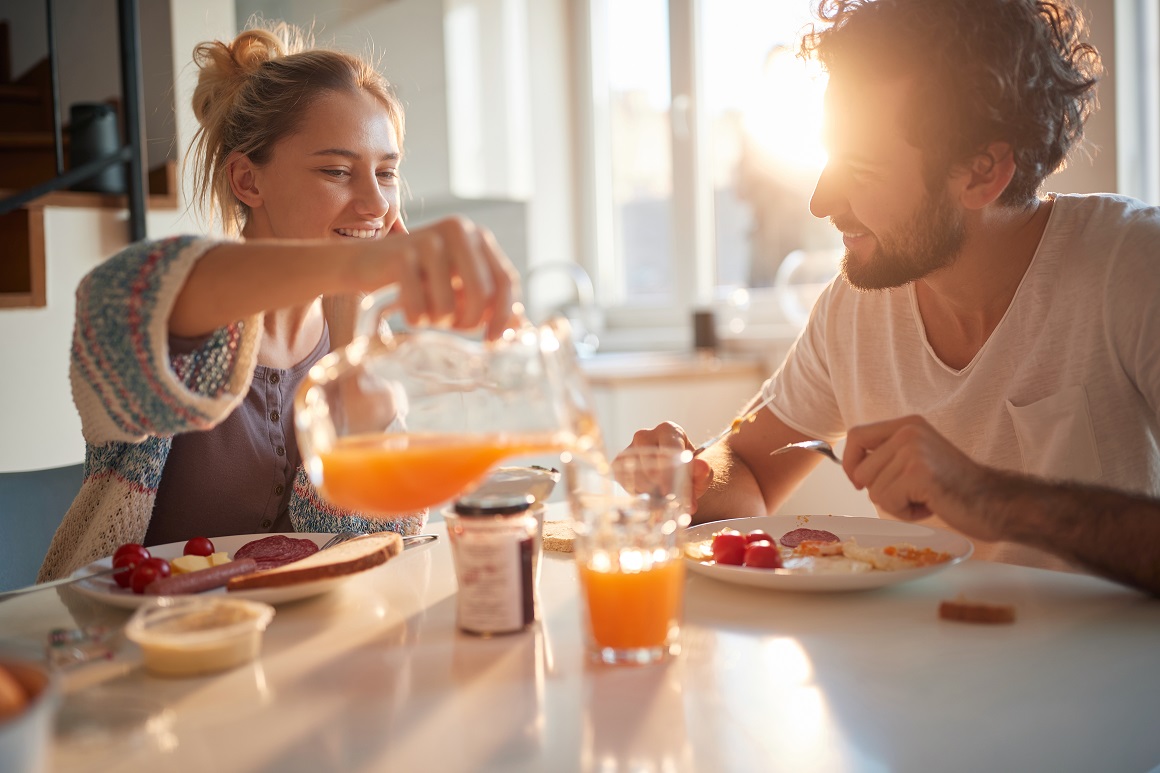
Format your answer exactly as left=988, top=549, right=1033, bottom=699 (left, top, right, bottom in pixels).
left=322, top=169, right=350, bottom=178
left=377, top=169, right=399, bottom=181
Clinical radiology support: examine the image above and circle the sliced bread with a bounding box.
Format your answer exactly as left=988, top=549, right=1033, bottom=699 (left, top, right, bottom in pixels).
left=227, top=533, right=403, bottom=590
left=542, top=520, right=578, bottom=553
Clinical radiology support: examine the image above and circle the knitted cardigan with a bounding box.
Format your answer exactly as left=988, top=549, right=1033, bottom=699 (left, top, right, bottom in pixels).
left=38, top=236, right=424, bottom=581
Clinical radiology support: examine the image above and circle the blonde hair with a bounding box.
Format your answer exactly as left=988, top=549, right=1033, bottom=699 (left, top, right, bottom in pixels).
left=188, top=22, right=405, bottom=235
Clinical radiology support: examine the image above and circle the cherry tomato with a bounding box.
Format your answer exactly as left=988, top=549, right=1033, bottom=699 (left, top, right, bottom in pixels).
left=112, top=553, right=145, bottom=589
left=711, top=532, right=747, bottom=566
left=745, top=530, right=774, bottom=544
left=743, top=542, right=783, bottom=569
left=130, top=557, right=172, bottom=594
left=183, top=537, right=215, bottom=557
left=113, top=543, right=150, bottom=563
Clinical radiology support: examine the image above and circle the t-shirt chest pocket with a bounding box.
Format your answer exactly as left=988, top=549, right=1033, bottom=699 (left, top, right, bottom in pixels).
left=1005, top=384, right=1102, bottom=484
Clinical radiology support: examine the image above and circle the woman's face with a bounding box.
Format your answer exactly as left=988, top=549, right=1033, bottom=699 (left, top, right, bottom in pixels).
left=241, top=89, right=402, bottom=240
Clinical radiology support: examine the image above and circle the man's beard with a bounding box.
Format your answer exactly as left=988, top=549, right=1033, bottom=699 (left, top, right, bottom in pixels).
left=838, top=188, right=966, bottom=291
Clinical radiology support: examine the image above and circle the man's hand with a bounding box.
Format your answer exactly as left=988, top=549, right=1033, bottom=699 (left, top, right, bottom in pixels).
left=843, top=415, right=1003, bottom=542
left=622, top=422, right=714, bottom=512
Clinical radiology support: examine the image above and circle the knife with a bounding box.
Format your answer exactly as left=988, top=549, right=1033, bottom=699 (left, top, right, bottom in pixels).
left=0, top=565, right=128, bottom=602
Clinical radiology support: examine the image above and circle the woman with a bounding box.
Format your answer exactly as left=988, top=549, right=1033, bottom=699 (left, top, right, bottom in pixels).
left=38, top=23, right=519, bottom=580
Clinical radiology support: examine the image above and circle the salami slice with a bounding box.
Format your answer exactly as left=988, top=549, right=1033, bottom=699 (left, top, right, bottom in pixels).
left=779, top=527, right=840, bottom=548
left=234, top=535, right=320, bottom=570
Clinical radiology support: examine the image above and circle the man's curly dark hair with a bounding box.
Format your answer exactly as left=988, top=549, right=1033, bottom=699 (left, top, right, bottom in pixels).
left=799, top=0, right=1102, bottom=206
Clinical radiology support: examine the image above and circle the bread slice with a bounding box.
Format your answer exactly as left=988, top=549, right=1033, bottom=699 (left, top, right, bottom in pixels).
left=938, top=598, right=1016, bottom=624
left=542, top=520, right=578, bottom=553
left=227, top=533, right=402, bottom=590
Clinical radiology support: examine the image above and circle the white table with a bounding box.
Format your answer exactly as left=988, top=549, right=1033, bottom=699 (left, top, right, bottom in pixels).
left=2, top=509, right=1158, bottom=772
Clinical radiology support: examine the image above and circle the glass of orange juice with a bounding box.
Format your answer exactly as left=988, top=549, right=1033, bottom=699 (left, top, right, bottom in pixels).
left=570, top=448, right=692, bottom=666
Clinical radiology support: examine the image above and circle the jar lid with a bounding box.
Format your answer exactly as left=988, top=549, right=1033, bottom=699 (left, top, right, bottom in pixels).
left=453, top=493, right=535, bottom=516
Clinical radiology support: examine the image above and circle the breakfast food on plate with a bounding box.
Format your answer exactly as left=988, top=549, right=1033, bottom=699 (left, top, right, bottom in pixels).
left=227, top=533, right=402, bottom=590
left=233, top=535, right=320, bottom=570
left=183, top=537, right=215, bottom=557
left=938, top=598, right=1017, bottom=624
left=145, top=558, right=259, bottom=595
left=171, top=552, right=231, bottom=574
left=842, top=539, right=954, bottom=571
left=542, top=520, right=578, bottom=553
left=778, top=528, right=840, bottom=547
left=0, top=664, right=28, bottom=721
left=687, top=526, right=954, bottom=575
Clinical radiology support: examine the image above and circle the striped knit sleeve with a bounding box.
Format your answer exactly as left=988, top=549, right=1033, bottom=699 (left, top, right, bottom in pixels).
left=69, top=236, right=263, bottom=444
left=288, top=466, right=427, bottom=537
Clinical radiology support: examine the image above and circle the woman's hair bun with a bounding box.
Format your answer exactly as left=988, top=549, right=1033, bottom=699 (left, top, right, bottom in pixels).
left=191, top=21, right=312, bottom=124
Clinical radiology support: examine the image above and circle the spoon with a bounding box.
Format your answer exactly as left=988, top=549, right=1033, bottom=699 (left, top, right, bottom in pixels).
left=693, top=393, right=778, bottom=456
left=770, top=439, right=842, bottom=464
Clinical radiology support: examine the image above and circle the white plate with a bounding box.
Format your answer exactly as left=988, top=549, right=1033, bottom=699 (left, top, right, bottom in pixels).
left=70, top=534, right=366, bottom=609
left=684, top=515, right=973, bottom=592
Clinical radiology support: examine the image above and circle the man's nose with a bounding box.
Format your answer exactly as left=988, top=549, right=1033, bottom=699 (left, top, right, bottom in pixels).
left=809, top=164, right=843, bottom=219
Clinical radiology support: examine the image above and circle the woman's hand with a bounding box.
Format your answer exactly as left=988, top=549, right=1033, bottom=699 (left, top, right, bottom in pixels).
left=359, top=216, right=519, bottom=340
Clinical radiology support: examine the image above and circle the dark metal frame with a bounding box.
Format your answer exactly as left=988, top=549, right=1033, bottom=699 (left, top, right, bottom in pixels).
left=0, top=0, right=146, bottom=241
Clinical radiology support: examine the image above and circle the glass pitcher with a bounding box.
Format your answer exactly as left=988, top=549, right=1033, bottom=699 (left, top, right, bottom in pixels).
left=294, top=287, right=605, bottom=517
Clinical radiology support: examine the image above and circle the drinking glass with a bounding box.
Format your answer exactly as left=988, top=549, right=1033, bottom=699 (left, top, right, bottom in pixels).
left=569, top=448, right=692, bottom=665
left=295, top=288, right=603, bottom=516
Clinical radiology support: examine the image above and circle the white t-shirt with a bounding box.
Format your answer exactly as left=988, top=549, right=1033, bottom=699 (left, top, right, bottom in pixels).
left=765, top=193, right=1160, bottom=568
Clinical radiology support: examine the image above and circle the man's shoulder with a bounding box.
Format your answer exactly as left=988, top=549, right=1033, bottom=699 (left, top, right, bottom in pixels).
left=1050, top=192, right=1160, bottom=232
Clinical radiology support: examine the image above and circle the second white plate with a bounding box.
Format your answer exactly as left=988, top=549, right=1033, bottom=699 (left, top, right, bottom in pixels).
left=684, top=515, right=973, bottom=592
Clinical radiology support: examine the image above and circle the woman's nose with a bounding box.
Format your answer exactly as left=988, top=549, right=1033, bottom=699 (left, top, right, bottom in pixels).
left=354, top=178, right=390, bottom=218
left=809, top=164, right=844, bottom=219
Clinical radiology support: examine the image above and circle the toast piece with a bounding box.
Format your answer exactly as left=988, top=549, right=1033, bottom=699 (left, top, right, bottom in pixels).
left=938, top=598, right=1016, bottom=624
left=542, top=520, right=578, bottom=553
left=227, top=533, right=402, bottom=590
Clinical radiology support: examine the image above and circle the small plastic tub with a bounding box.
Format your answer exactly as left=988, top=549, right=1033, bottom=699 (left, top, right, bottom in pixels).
left=125, top=596, right=275, bottom=678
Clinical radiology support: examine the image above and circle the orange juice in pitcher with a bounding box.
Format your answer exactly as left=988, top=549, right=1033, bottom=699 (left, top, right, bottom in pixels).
left=316, top=433, right=568, bottom=514
left=296, top=287, right=603, bottom=516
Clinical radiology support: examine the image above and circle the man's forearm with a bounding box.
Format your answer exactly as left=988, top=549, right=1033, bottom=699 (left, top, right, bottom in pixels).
left=690, top=445, right=768, bottom=524
left=981, top=473, right=1160, bottom=596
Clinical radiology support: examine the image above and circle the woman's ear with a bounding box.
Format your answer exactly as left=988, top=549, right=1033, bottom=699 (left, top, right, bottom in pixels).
left=955, top=142, right=1016, bottom=210
left=226, top=151, right=263, bottom=209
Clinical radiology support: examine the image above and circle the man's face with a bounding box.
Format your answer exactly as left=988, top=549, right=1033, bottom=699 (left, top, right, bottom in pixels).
left=810, top=77, right=964, bottom=291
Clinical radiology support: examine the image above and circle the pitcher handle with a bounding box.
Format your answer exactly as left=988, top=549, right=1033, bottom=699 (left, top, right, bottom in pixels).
left=356, top=286, right=402, bottom=341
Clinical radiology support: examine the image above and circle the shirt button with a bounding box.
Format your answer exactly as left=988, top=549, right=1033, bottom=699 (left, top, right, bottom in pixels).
left=274, top=484, right=285, bottom=496
left=276, top=446, right=285, bottom=457
left=270, top=410, right=280, bottom=422
left=261, top=519, right=273, bottom=528
left=269, top=373, right=281, bottom=384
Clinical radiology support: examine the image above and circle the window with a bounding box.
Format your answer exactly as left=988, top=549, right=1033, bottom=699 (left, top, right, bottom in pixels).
left=575, top=0, right=841, bottom=341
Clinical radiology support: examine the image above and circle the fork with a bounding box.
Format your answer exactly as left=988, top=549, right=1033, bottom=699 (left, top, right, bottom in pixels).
left=770, top=439, right=842, bottom=464
left=321, top=530, right=363, bottom=550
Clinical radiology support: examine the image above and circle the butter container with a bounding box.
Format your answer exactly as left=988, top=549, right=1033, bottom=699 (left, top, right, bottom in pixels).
left=125, top=597, right=275, bottom=678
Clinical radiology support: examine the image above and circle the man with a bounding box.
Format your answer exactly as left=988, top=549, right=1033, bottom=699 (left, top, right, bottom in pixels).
left=627, top=0, right=1160, bottom=595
